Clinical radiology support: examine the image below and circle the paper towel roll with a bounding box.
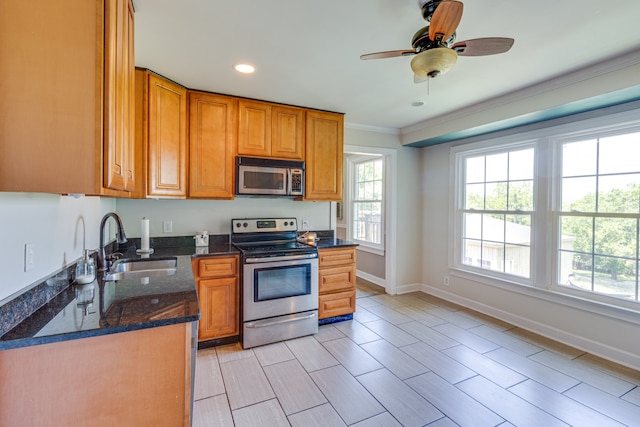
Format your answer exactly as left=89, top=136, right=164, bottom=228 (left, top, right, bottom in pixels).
left=141, top=217, right=150, bottom=250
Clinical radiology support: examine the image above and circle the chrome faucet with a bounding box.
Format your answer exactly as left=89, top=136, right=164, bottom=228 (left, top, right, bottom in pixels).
left=98, top=212, right=128, bottom=271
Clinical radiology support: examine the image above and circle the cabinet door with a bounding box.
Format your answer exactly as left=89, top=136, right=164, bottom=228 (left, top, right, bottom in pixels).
left=104, top=0, right=135, bottom=192
left=189, top=92, right=237, bottom=199
left=147, top=74, right=188, bottom=198
left=319, top=290, right=356, bottom=319
left=272, top=105, right=305, bottom=160
left=305, top=110, right=344, bottom=201
left=238, top=100, right=271, bottom=157
left=198, top=277, right=239, bottom=340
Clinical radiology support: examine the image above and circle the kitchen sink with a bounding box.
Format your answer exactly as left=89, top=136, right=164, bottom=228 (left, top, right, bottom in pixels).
left=103, top=257, right=178, bottom=281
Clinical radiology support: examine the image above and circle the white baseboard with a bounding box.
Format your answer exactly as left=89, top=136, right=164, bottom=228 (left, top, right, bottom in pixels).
left=420, top=283, right=640, bottom=371
left=356, top=270, right=386, bottom=289
left=395, top=283, right=423, bottom=295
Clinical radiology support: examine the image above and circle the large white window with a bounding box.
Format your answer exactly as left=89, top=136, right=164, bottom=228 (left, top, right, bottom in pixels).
left=556, top=131, right=640, bottom=302
left=452, top=112, right=640, bottom=309
left=460, top=145, right=534, bottom=279
left=350, top=156, right=384, bottom=252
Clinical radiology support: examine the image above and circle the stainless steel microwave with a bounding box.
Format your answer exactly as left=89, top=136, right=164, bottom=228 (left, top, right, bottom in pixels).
left=236, top=156, right=305, bottom=197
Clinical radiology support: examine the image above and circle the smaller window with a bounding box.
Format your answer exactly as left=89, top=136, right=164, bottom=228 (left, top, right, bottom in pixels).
left=351, top=156, right=384, bottom=251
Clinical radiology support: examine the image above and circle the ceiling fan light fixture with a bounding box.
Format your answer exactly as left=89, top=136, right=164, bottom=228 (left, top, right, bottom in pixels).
left=410, top=48, right=458, bottom=78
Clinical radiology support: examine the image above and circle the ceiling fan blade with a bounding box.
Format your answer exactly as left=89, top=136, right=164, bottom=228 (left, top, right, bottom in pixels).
left=360, top=49, right=417, bottom=60
left=452, top=37, right=514, bottom=56
left=414, top=74, right=428, bottom=84
left=429, top=0, right=463, bottom=42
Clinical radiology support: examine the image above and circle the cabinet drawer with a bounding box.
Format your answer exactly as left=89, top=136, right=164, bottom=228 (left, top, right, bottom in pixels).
left=319, top=265, right=355, bottom=294
left=195, top=256, right=238, bottom=278
left=318, top=247, right=356, bottom=267
left=318, top=290, right=356, bottom=319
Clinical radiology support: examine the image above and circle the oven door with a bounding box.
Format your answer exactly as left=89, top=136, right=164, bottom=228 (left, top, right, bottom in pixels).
left=243, top=255, right=319, bottom=322
left=237, top=165, right=288, bottom=196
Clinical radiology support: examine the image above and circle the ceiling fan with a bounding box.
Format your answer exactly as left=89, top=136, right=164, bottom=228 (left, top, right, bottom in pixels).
left=360, top=0, right=514, bottom=81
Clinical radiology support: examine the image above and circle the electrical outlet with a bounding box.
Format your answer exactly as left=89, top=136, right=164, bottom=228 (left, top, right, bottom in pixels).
left=443, top=275, right=450, bottom=286
left=163, top=220, right=173, bottom=233
left=24, top=243, right=35, bottom=272
left=302, top=219, right=310, bottom=230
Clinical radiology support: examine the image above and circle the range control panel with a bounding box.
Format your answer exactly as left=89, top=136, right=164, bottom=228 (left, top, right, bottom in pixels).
left=231, top=218, right=298, bottom=233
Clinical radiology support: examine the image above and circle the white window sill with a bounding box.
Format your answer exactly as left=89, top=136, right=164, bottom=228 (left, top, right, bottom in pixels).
left=356, top=244, right=385, bottom=257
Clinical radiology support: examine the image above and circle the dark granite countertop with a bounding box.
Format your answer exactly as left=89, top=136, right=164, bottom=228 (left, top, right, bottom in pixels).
left=313, top=237, right=359, bottom=249
left=0, top=237, right=239, bottom=351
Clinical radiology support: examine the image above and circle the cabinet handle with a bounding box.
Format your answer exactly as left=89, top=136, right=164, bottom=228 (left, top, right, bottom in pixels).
left=245, top=311, right=317, bottom=328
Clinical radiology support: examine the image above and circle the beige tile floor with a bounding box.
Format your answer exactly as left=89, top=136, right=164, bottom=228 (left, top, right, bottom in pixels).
left=193, top=279, right=640, bottom=426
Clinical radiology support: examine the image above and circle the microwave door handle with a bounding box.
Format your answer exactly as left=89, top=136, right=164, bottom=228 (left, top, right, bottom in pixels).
left=286, top=168, right=292, bottom=195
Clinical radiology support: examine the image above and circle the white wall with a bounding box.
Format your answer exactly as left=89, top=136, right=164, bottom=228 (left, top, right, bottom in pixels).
left=0, top=193, right=115, bottom=303
left=115, top=197, right=331, bottom=238
left=344, top=126, right=423, bottom=290
left=420, top=134, right=640, bottom=370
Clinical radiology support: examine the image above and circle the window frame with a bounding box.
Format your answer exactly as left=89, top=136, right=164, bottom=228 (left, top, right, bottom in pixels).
left=347, top=154, right=385, bottom=254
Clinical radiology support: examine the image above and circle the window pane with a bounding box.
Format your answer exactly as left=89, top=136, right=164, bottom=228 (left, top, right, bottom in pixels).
left=482, top=214, right=505, bottom=243
left=559, top=215, right=592, bottom=253
left=505, top=245, right=530, bottom=277
left=465, top=183, right=484, bottom=210
left=599, top=133, right=640, bottom=175
left=485, top=182, right=508, bottom=210
left=463, top=213, right=482, bottom=240
left=563, top=140, right=597, bottom=177
left=509, top=148, right=534, bottom=180
left=508, top=181, right=533, bottom=211
left=594, top=217, right=637, bottom=258
left=558, top=251, right=592, bottom=291
left=374, top=160, right=383, bottom=180
left=466, top=156, right=485, bottom=183
left=357, top=182, right=365, bottom=200
left=597, top=174, right=640, bottom=214
left=486, top=152, right=508, bottom=182
left=593, top=255, right=636, bottom=299
left=373, top=181, right=383, bottom=200
left=505, top=215, right=531, bottom=244
left=562, top=176, right=596, bottom=212
left=364, top=181, right=373, bottom=200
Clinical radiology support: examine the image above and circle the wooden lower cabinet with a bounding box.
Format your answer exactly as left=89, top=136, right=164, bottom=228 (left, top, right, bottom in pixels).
left=0, top=323, right=194, bottom=426
left=318, top=247, right=356, bottom=319
left=192, top=255, right=239, bottom=341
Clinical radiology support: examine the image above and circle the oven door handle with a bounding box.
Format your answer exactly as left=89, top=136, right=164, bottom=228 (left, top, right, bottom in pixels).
left=245, top=311, right=317, bottom=328
left=244, top=253, right=318, bottom=263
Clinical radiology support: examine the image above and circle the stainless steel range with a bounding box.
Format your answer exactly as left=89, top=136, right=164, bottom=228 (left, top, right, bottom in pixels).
left=231, top=218, right=319, bottom=349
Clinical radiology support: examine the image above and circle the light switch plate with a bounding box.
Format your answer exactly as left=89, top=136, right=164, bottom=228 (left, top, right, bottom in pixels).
left=24, top=243, right=35, bottom=271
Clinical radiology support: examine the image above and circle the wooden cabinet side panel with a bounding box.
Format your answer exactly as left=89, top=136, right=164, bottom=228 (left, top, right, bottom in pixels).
left=147, top=74, right=187, bottom=197
left=0, top=323, right=191, bottom=426
left=198, top=277, right=239, bottom=340
left=0, top=0, right=101, bottom=194
left=305, top=111, right=344, bottom=201
left=188, top=92, right=237, bottom=199
left=272, top=106, right=305, bottom=160
left=238, top=100, right=271, bottom=157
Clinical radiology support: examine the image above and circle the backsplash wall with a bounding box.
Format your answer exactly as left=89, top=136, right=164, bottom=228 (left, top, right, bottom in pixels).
left=0, top=193, right=115, bottom=303
left=115, top=198, right=332, bottom=239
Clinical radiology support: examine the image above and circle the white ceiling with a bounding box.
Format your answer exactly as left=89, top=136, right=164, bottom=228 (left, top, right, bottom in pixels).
left=133, top=0, right=640, bottom=136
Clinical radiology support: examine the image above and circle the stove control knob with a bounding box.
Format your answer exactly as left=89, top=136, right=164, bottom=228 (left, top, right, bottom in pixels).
left=235, top=222, right=241, bottom=228
left=243, top=222, right=248, bottom=228
left=284, top=221, right=289, bottom=226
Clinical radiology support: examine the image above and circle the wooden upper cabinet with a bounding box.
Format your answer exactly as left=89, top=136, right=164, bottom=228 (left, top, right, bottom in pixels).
left=0, top=0, right=136, bottom=196
left=104, top=0, right=135, bottom=192
left=304, top=110, right=344, bottom=201
left=137, top=72, right=188, bottom=198
left=150, top=75, right=188, bottom=199
left=238, top=100, right=304, bottom=160
left=189, top=91, right=237, bottom=199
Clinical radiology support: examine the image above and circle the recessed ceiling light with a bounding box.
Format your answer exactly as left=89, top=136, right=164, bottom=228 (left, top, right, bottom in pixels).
left=233, top=63, right=255, bottom=74
left=411, top=100, right=425, bottom=107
